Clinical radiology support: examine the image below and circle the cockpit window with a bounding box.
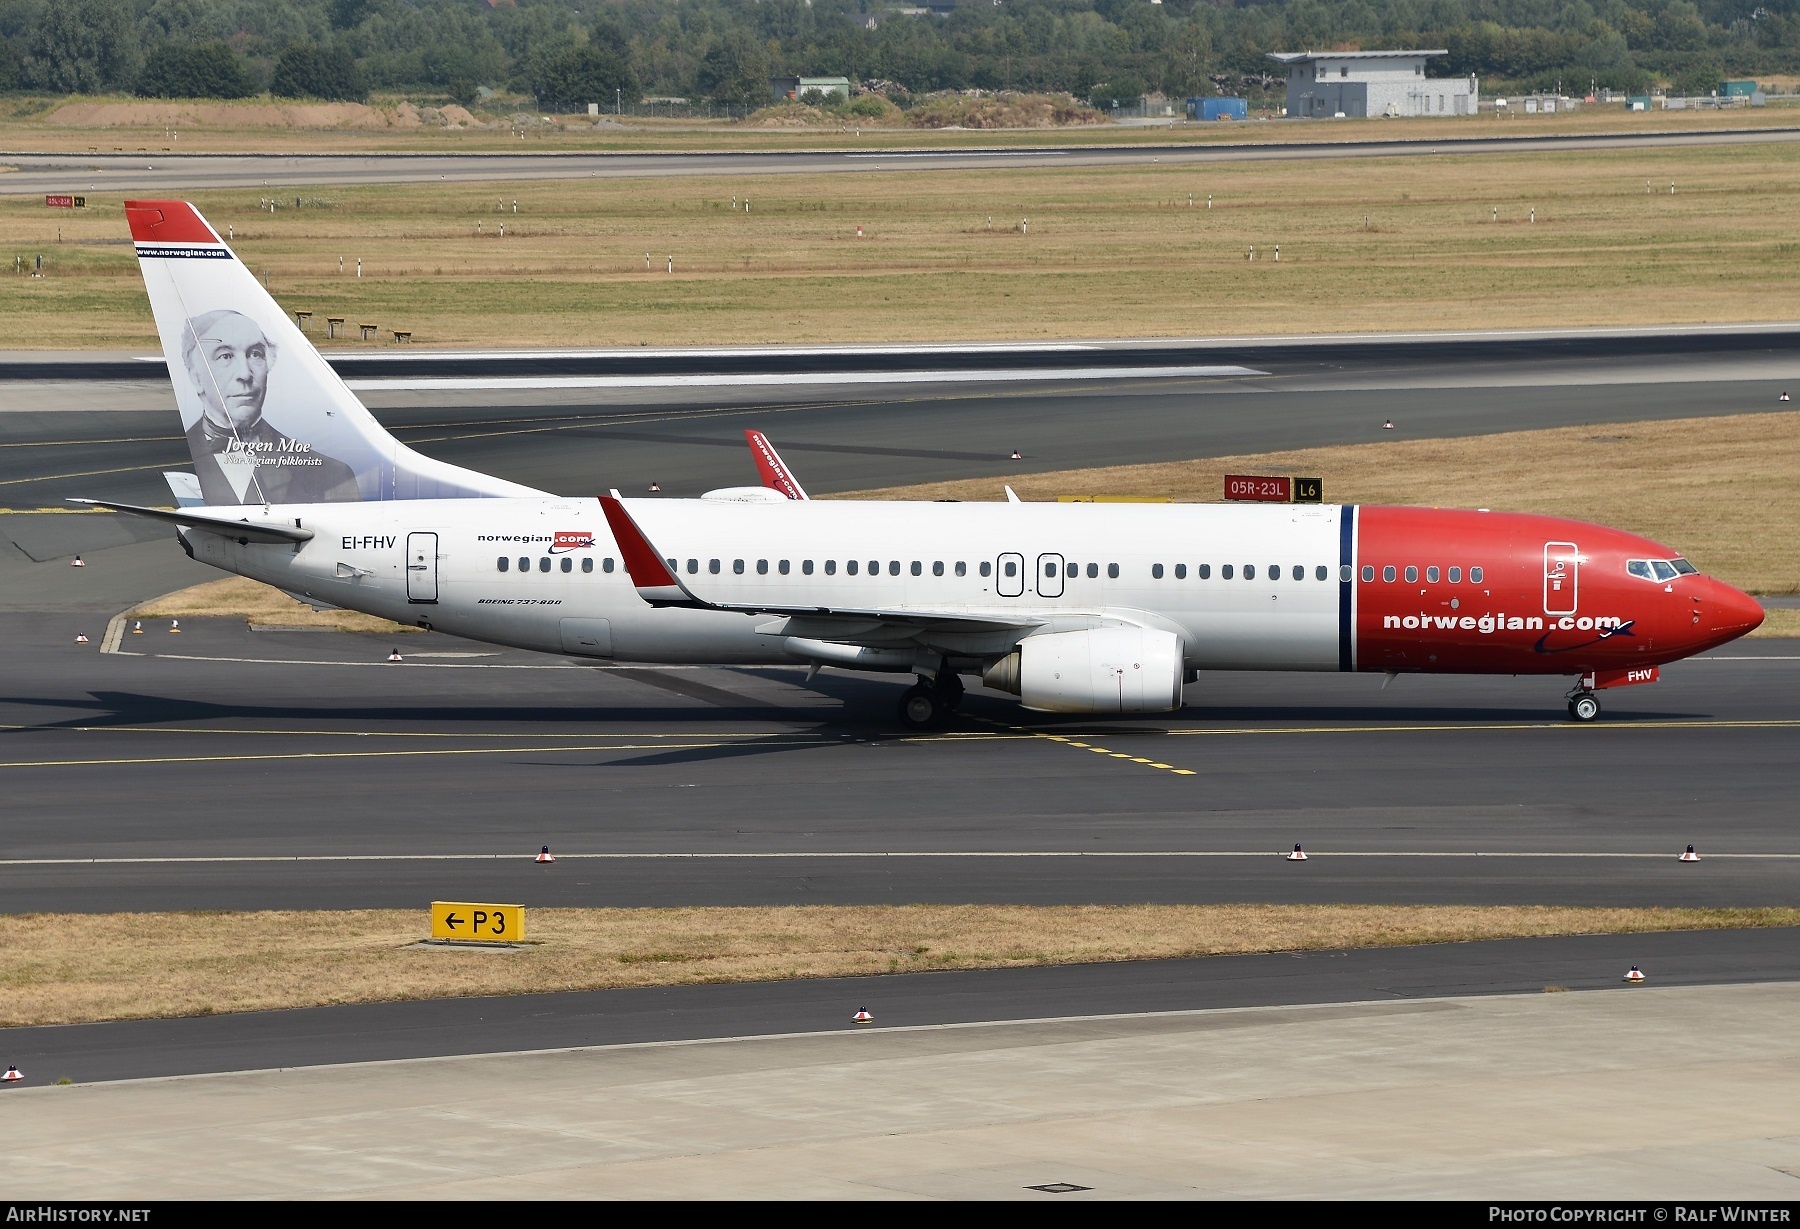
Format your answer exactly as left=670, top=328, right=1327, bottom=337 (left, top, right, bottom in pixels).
left=1650, top=560, right=1679, bottom=582
left=1671, top=557, right=1698, bottom=575
left=1627, top=560, right=1654, bottom=581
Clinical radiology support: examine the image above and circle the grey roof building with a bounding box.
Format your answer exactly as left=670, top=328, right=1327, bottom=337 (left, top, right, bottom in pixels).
left=1268, top=50, right=1478, bottom=118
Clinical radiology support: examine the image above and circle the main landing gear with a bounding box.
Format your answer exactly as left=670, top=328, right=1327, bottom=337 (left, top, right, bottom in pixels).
left=1566, top=688, right=1601, bottom=722
left=898, top=671, right=964, bottom=731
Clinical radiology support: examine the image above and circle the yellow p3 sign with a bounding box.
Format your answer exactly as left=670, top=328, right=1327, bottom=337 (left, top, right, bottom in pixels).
left=431, top=901, right=525, bottom=942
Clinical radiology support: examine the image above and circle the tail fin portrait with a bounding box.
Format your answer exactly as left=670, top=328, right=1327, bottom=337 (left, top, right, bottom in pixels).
left=126, top=200, right=543, bottom=507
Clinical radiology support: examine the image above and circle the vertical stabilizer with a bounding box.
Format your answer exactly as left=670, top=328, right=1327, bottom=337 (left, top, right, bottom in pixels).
left=126, top=200, right=544, bottom=506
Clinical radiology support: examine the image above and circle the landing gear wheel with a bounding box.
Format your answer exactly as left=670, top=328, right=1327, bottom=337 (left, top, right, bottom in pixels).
left=933, top=671, right=964, bottom=712
left=899, top=684, right=944, bottom=730
left=1567, top=692, right=1601, bottom=722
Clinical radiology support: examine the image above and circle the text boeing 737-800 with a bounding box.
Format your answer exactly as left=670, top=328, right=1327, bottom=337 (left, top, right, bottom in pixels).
left=77, top=201, right=1764, bottom=728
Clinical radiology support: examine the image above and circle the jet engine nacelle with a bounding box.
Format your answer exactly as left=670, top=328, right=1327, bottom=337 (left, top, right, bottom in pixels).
left=983, top=626, right=1184, bottom=714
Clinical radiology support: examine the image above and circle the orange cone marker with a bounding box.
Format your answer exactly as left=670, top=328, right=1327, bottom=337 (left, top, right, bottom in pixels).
left=1679, top=845, right=1701, bottom=862
left=1286, top=843, right=1308, bottom=862
left=387, top=648, right=402, bottom=662
left=70, top=555, right=84, bottom=568
left=1010, top=449, right=1023, bottom=460
left=536, top=845, right=555, bottom=864
left=1, top=1065, right=20, bottom=1083
left=131, top=620, right=143, bottom=635
left=1624, top=965, right=1646, bottom=983
left=647, top=482, right=661, bottom=492
left=852, top=1008, right=874, bottom=1024
left=1383, top=419, right=1395, bottom=430
left=74, top=633, right=88, bottom=645
left=1782, top=392, right=1791, bottom=402
left=169, top=619, right=181, bottom=633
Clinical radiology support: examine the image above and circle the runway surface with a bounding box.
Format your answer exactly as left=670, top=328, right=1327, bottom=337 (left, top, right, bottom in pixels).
left=4, top=929, right=1793, bottom=1086
left=4, top=126, right=1798, bottom=194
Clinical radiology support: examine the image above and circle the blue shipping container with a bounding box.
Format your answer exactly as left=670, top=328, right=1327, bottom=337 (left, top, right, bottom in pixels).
left=1201, top=97, right=1248, bottom=121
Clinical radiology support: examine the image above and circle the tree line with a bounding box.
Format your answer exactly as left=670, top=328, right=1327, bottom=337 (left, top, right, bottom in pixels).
left=0, top=0, right=1793, bottom=110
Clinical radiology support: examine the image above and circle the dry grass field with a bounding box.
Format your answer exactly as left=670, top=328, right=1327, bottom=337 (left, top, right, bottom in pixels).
left=6, top=135, right=1800, bottom=348
left=0, top=93, right=1792, bottom=153
left=132, top=574, right=418, bottom=633
left=7, top=904, right=1794, bottom=1027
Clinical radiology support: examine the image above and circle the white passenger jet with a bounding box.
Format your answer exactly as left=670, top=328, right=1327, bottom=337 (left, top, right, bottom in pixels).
left=78, top=201, right=1764, bottom=728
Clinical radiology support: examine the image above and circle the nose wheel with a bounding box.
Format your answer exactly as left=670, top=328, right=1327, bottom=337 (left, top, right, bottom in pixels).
left=1566, top=691, right=1601, bottom=722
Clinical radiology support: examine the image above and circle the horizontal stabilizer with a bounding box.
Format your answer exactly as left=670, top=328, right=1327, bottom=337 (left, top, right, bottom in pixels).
left=68, top=498, right=315, bottom=544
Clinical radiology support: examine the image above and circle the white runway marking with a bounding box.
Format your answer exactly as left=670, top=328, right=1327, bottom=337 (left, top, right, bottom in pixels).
left=6, top=850, right=1797, bottom=866
left=342, top=364, right=1265, bottom=393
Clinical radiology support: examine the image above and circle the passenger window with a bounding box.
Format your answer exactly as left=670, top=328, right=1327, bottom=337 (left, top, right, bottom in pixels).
left=1174, top=564, right=1186, bottom=579
left=1065, top=563, right=1076, bottom=578
left=537, top=558, right=549, bottom=572
left=980, top=562, right=992, bottom=577
left=1404, top=566, right=1418, bottom=583
left=824, top=560, right=836, bottom=575
left=686, top=559, right=698, bottom=574
left=756, top=559, right=768, bottom=575
left=1296, top=566, right=1307, bottom=581
left=1221, top=564, right=1234, bottom=580
left=497, top=557, right=509, bottom=572
left=912, top=561, right=922, bottom=576
left=709, top=559, right=721, bottom=574
left=1268, top=565, right=1279, bottom=581
left=955, top=561, right=967, bottom=577
left=847, top=560, right=859, bottom=576
left=802, top=560, right=813, bottom=574
left=561, top=557, right=572, bottom=573
left=779, top=560, right=790, bottom=575
left=665, top=558, right=676, bottom=572
left=1046, top=561, right=1058, bottom=578
left=1362, top=565, right=1374, bottom=582
left=1426, top=566, right=1439, bottom=583
left=1448, top=567, right=1460, bottom=583
left=1107, top=563, right=1120, bottom=579
left=1198, top=564, right=1211, bottom=579
left=869, top=560, right=879, bottom=576
left=1316, top=565, right=1328, bottom=581
left=1470, top=567, right=1484, bottom=583
left=890, top=561, right=901, bottom=576
left=733, top=559, right=745, bottom=575
left=1004, top=560, right=1017, bottom=578
left=1382, top=565, right=1395, bottom=582
left=1087, top=563, right=1098, bottom=578
left=932, top=561, right=944, bottom=576
left=1244, top=564, right=1256, bottom=580
left=604, top=557, right=614, bottom=572
left=582, top=558, right=594, bottom=573
left=1152, top=563, right=1164, bottom=579
left=519, top=557, right=530, bottom=572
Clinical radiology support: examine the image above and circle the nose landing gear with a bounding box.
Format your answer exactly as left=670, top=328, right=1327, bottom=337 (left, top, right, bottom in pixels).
left=1566, top=688, right=1601, bottom=722
left=898, top=671, right=964, bottom=730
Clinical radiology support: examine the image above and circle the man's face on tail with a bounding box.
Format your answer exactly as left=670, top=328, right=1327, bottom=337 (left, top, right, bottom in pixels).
left=186, top=311, right=274, bottom=432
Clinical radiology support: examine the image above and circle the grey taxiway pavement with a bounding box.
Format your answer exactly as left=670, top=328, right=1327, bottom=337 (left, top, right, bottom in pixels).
left=3, top=330, right=1798, bottom=1084
left=5, top=126, right=1799, bottom=194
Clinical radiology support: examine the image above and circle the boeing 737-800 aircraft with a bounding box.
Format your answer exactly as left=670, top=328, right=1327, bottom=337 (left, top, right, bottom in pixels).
left=80, top=201, right=1764, bottom=728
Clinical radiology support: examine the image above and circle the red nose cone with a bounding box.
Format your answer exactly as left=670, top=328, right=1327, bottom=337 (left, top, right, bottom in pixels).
left=1707, top=580, right=1765, bottom=643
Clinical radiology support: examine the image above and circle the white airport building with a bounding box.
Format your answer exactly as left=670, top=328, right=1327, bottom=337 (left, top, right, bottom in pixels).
left=1268, top=50, right=1479, bottom=118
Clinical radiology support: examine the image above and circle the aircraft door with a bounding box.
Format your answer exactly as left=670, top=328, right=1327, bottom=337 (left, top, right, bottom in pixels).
left=1036, top=552, right=1065, bottom=598
left=1544, top=541, right=1578, bottom=616
left=997, top=552, right=1024, bottom=598
left=406, top=531, right=439, bottom=604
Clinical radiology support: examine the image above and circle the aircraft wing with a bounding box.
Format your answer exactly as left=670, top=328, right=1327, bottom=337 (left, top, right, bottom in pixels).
left=744, top=429, right=808, bottom=500
left=598, top=494, right=1043, bottom=639
left=68, top=498, right=315, bottom=544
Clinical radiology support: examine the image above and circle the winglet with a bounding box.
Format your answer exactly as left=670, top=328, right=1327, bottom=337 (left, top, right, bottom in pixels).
left=745, top=429, right=808, bottom=500
left=598, top=495, right=704, bottom=607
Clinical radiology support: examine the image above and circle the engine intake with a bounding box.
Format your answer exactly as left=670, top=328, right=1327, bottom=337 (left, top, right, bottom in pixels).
left=983, top=627, right=1183, bottom=714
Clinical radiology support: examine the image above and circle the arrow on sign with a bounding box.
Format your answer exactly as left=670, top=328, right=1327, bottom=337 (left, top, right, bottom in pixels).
left=444, top=912, right=464, bottom=930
